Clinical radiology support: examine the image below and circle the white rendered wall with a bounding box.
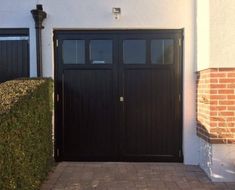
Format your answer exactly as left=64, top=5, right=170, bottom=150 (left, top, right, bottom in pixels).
left=0, top=0, right=199, bottom=165
left=210, top=0, right=235, bottom=69
left=196, top=0, right=210, bottom=71
left=197, top=0, right=235, bottom=71
left=199, top=138, right=235, bottom=182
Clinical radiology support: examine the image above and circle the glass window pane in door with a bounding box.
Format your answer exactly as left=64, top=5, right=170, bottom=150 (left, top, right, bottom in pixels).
left=123, top=40, right=146, bottom=64
left=151, top=39, right=174, bottom=64
left=62, top=40, right=85, bottom=64
left=90, top=40, right=112, bottom=64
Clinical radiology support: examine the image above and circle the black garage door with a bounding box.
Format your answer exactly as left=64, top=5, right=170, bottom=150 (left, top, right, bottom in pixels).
left=54, top=30, right=183, bottom=162
left=0, top=29, right=29, bottom=83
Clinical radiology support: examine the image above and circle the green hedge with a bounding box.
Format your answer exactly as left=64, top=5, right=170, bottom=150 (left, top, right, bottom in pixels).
left=0, top=78, right=54, bottom=190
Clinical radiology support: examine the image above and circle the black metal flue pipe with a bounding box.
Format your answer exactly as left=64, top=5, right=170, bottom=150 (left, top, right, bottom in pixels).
left=31, top=4, right=47, bottom=77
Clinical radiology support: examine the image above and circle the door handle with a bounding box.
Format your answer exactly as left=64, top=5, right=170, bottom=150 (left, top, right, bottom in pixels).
left=120, top=96, right=124, bottom=102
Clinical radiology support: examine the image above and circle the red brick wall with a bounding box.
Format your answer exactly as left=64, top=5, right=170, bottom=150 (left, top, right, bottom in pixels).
left=197, top=68, right=235, bottom=143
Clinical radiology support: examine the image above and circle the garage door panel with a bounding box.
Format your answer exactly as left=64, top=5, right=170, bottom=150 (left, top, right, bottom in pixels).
left=151, top=69, right=175, bottom=156
left=122, top=69, right=177, bottom=158
left=63, top=69, right=116, bottom=158
left=123, top=69, right=152, bottom=155
left=0, top=39, right=29, bottom=83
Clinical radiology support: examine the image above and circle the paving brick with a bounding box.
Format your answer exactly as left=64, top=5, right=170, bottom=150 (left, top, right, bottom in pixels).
left=40, top=162, right=231, bottom=190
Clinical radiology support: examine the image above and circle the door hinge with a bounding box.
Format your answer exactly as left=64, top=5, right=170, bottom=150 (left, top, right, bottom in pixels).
left=179, top=38, right=182, bottom=46
left=120, top=96, right=124, bottom=102
left=56, top=148, right=60, bottom=157
left=56, top=94, right=60, bottom=102
left=56, top=39, right=59, bottom=47
left=179, top=150, right=182, bottom=157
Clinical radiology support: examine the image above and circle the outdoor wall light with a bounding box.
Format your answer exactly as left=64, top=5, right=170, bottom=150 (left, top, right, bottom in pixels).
left=112, top=7, right=121, bottom=20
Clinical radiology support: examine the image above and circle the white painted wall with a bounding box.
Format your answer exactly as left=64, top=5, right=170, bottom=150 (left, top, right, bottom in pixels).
left=210, top=0, right=235, bottom=69
left=196, top=0, right=210, bottom=71
left=199, top=138, right=235, bottom=182
left=0, top=0, right=199, bottom=165
left=197, top=0, right=235, bottom=71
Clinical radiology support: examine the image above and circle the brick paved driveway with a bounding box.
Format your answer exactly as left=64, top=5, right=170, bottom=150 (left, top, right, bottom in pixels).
left=41, top=162, right=235, bottom=190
